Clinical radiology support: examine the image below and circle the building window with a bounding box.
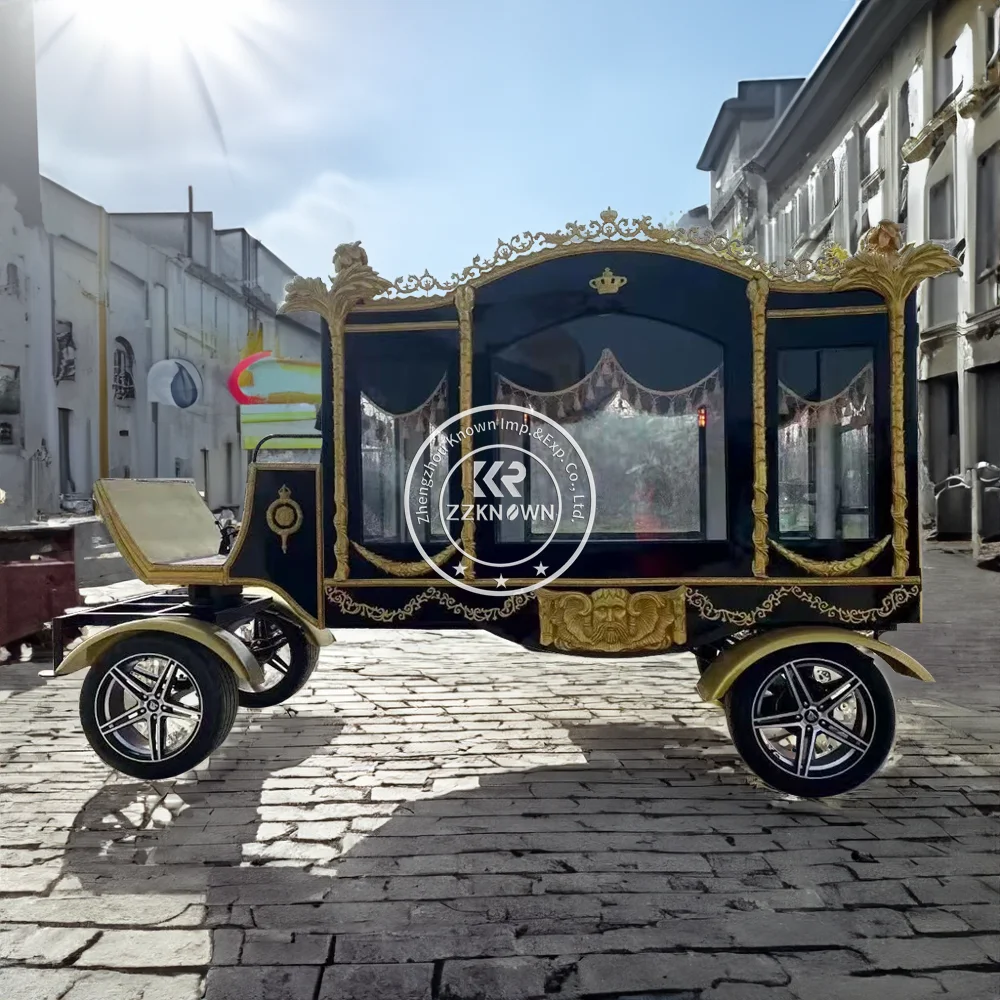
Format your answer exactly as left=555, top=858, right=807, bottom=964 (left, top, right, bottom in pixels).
left=53, top=320, right=77, bottom=383
left=976, top=142, right=1000, bottom=314
left=0, top=364, right=20, bottom=417
left=928, top=176, right=959, bottom=325
left=987, top=12, right=999, bottom=67
left=112, top=338, right=136, bottom=401
left=935, top=44, right=957, bottom=110
left=777, top=348, right=875, bottom=541
left=0, top=422, right=12, bottom=446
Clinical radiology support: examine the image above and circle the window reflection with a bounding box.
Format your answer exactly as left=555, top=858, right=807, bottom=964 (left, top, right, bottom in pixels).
left=360, top=378, right=449, bottom=542
left=777, top=349, right=874, bottom=540
left=496, top=348, right=725, bottom=539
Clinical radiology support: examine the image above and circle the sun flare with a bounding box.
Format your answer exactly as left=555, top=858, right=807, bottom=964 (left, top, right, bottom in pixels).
left=62, top=0, right=275, bottom=57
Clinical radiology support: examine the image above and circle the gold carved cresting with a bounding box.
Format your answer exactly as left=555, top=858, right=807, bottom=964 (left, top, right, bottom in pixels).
left=376, top=207, right=851, bottom=299
left=280, top=242, right=392, bottom=580
left=747, top=278, right=769, bottom=577
left=833, top=221, right=959, bottom=577
left=265, top=484, right=303, bottom=554
left=536, top=586, right=687, bottom=654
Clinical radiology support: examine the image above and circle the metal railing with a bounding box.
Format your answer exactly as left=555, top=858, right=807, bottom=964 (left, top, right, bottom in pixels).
left=933, top=461, right=1000, bottom=557
left=250, top=433, right=323, bottom=464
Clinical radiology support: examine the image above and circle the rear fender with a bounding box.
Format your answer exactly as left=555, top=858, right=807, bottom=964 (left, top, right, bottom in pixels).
left=55, top=617, right=267, bottom=691
left=696, top=626, right=933, bottom=705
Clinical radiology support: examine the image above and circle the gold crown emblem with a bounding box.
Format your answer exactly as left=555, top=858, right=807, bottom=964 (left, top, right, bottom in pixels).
left=589, top=267, right=628, bottom=295
left=277, top=484, right=291, bottom=500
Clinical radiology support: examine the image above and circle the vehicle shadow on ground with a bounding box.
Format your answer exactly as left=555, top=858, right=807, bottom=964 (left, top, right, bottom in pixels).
left=0, top=657, right=51, bottom=697
left=57, top=715, right=888, bottom=998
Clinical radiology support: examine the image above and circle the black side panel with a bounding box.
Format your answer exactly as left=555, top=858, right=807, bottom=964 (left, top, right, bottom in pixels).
left=229, top=465, right=323, bottom=626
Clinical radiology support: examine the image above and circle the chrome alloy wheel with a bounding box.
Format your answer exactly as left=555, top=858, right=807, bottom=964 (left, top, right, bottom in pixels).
left=92, top=654, right=204, bottom=763
left=750, top=657, right=876, bottom=780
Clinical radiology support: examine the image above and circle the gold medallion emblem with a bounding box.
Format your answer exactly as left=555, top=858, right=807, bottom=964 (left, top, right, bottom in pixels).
left=265, top=484, right=303, bottom=553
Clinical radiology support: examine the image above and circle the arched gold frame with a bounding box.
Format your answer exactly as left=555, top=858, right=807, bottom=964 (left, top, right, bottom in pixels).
left=279, top=212, right=958, bottom=587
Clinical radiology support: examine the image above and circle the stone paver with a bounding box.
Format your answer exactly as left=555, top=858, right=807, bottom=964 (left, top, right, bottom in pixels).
left=0, top=547, right=997, bottom=999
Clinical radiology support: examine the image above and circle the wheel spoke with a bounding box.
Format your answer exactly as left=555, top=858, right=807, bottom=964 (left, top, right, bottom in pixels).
left=98, top=704, right=146, bottom=736
left=815, top=677, right=861, bottom=714
left=782, top=665, right=813, bottom=709
left=109, top=665, right=155, bottom=702
left=148, top=713, right=167, bottom=761
left=269, top=654, right=289, bottom=675
left=160, top=699, right=201, bottom=721
left=795, top=726, right=818, bottom=776
left=817, top=716, right=871, bottom=754
left=153, top=660, right=179, bottom=700
left=753, top=709, right=803, bottom=729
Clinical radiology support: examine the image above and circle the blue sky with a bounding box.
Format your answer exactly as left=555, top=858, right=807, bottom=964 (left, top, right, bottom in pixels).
left=34, top=0, right=856, bottom=284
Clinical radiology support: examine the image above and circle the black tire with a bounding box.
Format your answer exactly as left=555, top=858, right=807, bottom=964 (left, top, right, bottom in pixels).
left=80, top=633, right=239, bottom=780
left=232, top=611, right=319, bottom=709
left=724, top=642, right=895, bottom=798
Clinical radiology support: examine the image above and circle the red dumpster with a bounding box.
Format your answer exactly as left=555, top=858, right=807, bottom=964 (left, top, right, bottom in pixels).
left=0, top=524, right=79, bottom=655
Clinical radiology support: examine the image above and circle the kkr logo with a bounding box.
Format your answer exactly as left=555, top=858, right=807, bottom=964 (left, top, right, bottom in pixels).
left=473, top=459, right=525, bottom=499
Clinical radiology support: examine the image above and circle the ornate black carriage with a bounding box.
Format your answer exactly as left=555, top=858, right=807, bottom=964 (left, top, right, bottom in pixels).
left=52, top=210, right=957, bottom=797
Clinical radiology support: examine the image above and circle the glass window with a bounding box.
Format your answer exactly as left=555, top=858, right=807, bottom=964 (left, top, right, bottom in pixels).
left=360, top=378, right=449, bottom=542
left=777, top=348, right=874, bottom=541
left=494, top=317, right=726, bottom=540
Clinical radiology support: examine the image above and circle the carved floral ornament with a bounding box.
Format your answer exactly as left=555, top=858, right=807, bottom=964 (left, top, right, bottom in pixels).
left=278, top=211, right=957, bottom=318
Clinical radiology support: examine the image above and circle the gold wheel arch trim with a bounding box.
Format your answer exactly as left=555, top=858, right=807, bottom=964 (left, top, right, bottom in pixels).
left=54, top=617, right=268, bottom=690
left=696, top=625, right=933, bottom=705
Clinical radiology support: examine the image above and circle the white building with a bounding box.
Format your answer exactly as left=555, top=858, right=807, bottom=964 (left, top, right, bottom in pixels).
left=0, top=1, right=321, bottom=529
left=698, top=0, right=1000, bottom=539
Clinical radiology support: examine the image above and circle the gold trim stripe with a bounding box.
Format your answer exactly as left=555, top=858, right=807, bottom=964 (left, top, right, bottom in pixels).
left=344, top=321, right=459, bottom=332
left=766, top=304, right=888, bottom=319
left=455, top=285, right=477, bottom=573
left=768, top=535, right=891, bottom=576
left=322, top=575, right=922, bottom=588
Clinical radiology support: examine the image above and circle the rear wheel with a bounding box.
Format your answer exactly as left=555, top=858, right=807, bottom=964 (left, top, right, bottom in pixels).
left=233, top=611, right=318, bottom=708
left=724, top=642, right=895, bottom=798
left=80, top=633, right=239, bottom=780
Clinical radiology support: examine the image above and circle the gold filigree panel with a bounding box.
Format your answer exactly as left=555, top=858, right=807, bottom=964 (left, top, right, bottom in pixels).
left=536, top=586, right=687, bottom=654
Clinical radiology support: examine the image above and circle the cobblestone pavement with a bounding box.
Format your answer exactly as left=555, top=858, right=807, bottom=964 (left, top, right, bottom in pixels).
left=0, top=548, right=998, bottom=1000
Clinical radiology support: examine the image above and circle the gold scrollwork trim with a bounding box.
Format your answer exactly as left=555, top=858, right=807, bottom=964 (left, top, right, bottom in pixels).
left=375, top=208, right=852, bottom=299
left=537, top=586, right=687, bottom=653
left=265, top=484, right=303, bottom=554
left=326, top=585, right=534, bottom=624
left=832, top=223, right=959, bottom=577
left=747, top=277, right=769, bottom=577
left=351, top=541, right=455, bottom=577
left=686, top=584, right=919, bottom=628
left=767, top=534, right=891, bottom=577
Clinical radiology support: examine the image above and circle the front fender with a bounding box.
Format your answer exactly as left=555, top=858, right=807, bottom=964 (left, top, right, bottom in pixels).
left=243, top=587, right=335, bottom=647
left=697, top=626, right=934, bottom=705
left=56, top=618, right=267, bottom=691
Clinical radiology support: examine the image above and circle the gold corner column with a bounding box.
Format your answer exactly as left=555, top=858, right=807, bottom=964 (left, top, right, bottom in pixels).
left=280, top=242, right=391, bottom=581
left=747, top=277, right=769, bottom=577
left=455, top=284, right=477, bottom=574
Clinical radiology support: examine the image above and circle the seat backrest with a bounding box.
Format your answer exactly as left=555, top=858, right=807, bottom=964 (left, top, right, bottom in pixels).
left=93, top=479, right=221, bottom=568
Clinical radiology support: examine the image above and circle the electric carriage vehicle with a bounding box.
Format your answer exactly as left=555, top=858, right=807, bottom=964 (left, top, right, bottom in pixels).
left=50, top=211, right=959, bottom=798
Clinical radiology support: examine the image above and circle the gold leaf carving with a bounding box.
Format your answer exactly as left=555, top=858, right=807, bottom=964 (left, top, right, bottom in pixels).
left=768, top=535, right=891, bottom=576
left=536, top=586, right=687, bottom=654
left=747, top=278, right=769, bottom=577
left=326, top=586, right=533, bottom=624
left=351, top=541, right=455, bottom=577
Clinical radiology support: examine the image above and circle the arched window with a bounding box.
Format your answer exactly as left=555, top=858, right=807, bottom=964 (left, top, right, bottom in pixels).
left=113, top=338, right=136, bottom=401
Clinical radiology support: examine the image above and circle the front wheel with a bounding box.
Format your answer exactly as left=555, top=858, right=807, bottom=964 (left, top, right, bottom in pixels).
left=724, top=642, right=895, bottom=798
left=232, top=611, right=319, bottom=708
left=80, top=633, right=239, bottom=780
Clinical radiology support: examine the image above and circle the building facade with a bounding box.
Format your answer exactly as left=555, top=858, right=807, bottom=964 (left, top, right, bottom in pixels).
left=0, top=2, right=321, bottom=527
left=699, top=0, right=1000, bottom=538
